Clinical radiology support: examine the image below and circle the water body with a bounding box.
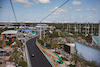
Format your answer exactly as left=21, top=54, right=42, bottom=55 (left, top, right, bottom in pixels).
left=75, top=42, right=100, bottom=66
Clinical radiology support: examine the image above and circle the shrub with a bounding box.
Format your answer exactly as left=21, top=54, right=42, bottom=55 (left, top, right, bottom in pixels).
left=18, top=60, right=27, bottom=67
left=5, top=41, right=12, bottom=46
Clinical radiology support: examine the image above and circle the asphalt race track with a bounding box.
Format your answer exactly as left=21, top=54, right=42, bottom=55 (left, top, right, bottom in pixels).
left=26, top=37, right=52, bottom=67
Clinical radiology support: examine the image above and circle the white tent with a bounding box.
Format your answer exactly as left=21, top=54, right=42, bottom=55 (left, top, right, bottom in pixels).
left=1, top=30, right=17, bottom=34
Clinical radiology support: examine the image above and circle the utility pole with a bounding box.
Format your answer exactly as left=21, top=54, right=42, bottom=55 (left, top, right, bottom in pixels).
left=76, top=23, right=78, bottom=34
left=88, top=22, right=89, bottom=34
left=40, top=23, right=42, bottom=39
left=69, top=24, right=70, bottom=33
left=67, top=23, right=68, bottom=32
left=75, top=22, right=76, bottom=33
left=85, top=23, right=87, bottom=35
left=91, top=23, right=93, bottom=35
left=79, top=23, right=81, bottom=33
left=99, top=20, right=100, bottom=44
left=44, top=28, right=45, bottom=38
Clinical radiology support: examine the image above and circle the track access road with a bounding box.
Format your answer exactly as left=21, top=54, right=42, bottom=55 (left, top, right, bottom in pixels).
left=26, top=37, right=52, bottom=67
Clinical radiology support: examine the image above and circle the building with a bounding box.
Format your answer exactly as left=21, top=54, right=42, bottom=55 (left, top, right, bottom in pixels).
left=92, top=22, right=100, bottom=46
left=1, top=30, right=17, bottom=41
left=64, top=43, right=75, bottom=54
left=92, top=36, right=100, bottom=46
left=35, top=24, right=49, bottom=30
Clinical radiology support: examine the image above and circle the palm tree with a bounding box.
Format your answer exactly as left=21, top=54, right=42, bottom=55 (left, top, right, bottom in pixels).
left=0, top=40, right=6, bottom=48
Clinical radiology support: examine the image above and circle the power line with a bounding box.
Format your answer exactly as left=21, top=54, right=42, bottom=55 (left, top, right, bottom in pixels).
left=40, top=0, right=70, bottom=22
left=10, top=0, right=17, bottom=22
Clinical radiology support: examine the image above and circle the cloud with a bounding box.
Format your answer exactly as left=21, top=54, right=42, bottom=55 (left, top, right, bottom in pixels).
left=33, top=0, right=51, bottom=4
left=86, top=16, right=94, bottom=20
left=69, top=7, right=73, bottom=9
left=74, top=8, right=96, bottom=12
left=44, top=7, right=47, bottom=9
left=72, top=1, right=82, bottom=5
left=50, top=7, right=67, bottom=14
left=13, top=0, right=34, bottom=7
left=84, top=8, right=90, bottom=11
left=75, top=9, right=82, bottom=11
left=92, top=8, right=96, bottom=11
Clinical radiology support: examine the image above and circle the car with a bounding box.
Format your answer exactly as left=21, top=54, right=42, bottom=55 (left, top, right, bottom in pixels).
left=32, top=54, right=35, bottom=57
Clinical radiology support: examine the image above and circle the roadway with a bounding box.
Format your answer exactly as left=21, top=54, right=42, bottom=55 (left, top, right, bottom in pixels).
left=26, top=37, right=52, bottom=67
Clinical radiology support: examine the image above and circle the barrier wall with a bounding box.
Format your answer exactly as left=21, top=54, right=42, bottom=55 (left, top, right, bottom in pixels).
left=36, top=43, right=58, bottom=67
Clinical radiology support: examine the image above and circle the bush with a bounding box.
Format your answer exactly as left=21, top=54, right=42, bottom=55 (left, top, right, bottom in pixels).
left=9, top=57, right=13, bottom=62
left=5, top=41, right=12, bottom=46
left=18, top=60, right=27, bottom=67
left=37, top=38, right=44, bottom=45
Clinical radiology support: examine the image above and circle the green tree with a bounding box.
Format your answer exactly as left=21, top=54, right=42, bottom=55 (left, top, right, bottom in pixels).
left=50, top=39, right=59, bottom=52
left=0, top=40, right=6, bottom=48
left=67, top=37, right=74, bottom=43
left=18, top=60, right=27, bottom=67
left=85, top=61, right=98, bottom=67
left=9, top=48, right=23, bottom=66
left=15, top=40, right=23, bottom=47
left=42, top=37, right=49, bottom=46
left=58, top=37, right=66, bottom=44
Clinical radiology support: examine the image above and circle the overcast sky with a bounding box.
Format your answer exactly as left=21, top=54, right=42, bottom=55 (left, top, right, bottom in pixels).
left=0, top=0, right=100, bottom=23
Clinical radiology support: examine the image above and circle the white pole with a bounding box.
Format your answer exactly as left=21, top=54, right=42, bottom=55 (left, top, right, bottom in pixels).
left=75, top=22, right=76, bottom=33
left=88, top=22, right=89, bottom=34
left=44, top=28, right=45, bottom=38
left=85, top=23, right=87, bottom=35
left=40, top=23, right=42, bottom=39
left=91, top=23, right=93, bottom=34
left=67, top=23, right=68, bottom=32
left=80, top=23, right=81, bottom=33
left=99, top=21, right=100, bottom=44
left=69, top=24, right=70, bottom=32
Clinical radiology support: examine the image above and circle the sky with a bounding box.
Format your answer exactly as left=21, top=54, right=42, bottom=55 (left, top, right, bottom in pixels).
left=0, top=0, right=100, bottom=23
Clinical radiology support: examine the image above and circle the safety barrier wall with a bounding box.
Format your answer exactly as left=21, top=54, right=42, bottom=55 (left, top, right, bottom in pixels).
left=25, top=43, right=32, bottom=67
left=36, top=43, right=56, bottom=67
